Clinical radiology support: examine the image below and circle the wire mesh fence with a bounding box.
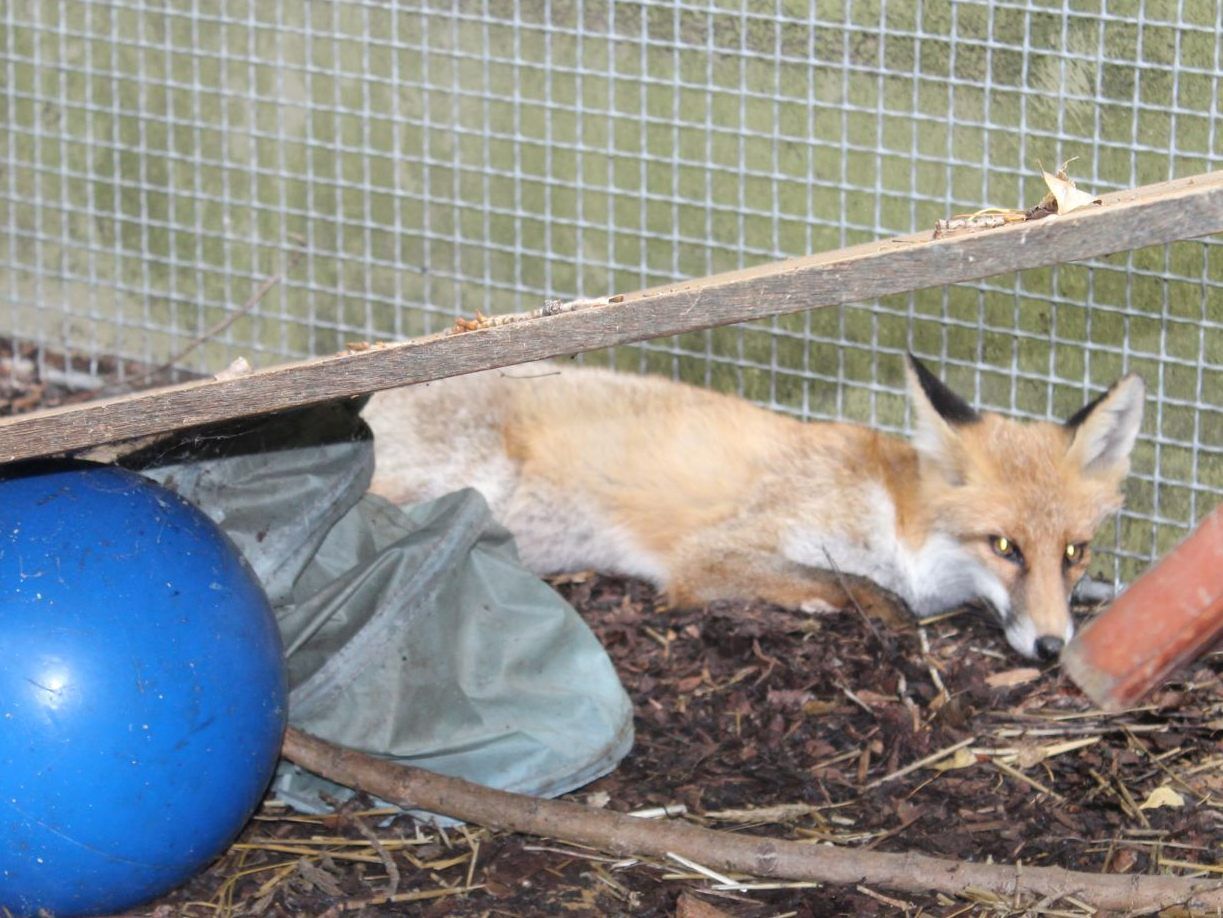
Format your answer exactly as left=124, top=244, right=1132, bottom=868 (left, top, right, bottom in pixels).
left=1, top=0, right=1220, bottom=584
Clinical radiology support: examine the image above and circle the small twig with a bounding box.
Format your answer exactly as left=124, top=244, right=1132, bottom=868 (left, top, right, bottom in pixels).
left=351, top=813, right=401, bottom=899
left=99, top=245, right=305, bottom=395
left=918, top=627, right=948, bottom=698
left=822, top=548, right=882, bottom=645
left=1113, top=775, right=1152, bottom=829
left=991, top=758, right=1064, bottom=802
left=1179, top=755, right=1223, bottom=777
left=338, top=884, right=483, bottom=911
left=808, top=748, right=863, bottom=772
left=643, top=625, right=672, bottom=653
left=863, top=736, right=976, bottom=790
left=750, top=639, right=780, bottom=685
left=863, top=809, right=926, bottom=851
left=228, top=843, right=382, bottom=864
left=839, top=684, right=877, bottom=717
left=522, top=844, right=627, bottom=863
left=856, top=884, right=914, bottom=910
left=1159, top=858, right=1223, bottom=876
left=589, top=864, right=634, bottom=901
left=464, top=838, right=480, bottom=889
left=667, top=851, right=739, bottom=887
left=629, top=804, right=688, bottom=819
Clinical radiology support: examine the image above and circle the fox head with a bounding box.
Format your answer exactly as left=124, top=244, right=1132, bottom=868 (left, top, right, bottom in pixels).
left=905, top=354, right=1145, bottom=661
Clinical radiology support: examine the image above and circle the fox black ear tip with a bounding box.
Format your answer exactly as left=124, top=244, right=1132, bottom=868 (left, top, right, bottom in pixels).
left=906, top=354, right=980, bottom=425
left=905, top=353, right=940, bottom=385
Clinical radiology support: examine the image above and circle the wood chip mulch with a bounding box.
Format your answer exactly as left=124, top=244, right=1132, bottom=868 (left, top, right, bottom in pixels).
left=128, top=574, right=1222, bottom=917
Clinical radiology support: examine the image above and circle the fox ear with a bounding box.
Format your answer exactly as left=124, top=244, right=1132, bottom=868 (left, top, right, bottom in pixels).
left=905, top=354, right=980, bottom=483
left=1065, top=375, right=1145, bottom=476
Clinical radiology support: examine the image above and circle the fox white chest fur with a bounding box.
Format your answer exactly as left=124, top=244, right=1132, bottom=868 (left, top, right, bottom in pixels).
left=364, top=358, right=1144, bottom=660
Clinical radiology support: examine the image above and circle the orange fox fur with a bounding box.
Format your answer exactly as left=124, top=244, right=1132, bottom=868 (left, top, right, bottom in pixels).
left=364, top=355, right=1144, bottom=660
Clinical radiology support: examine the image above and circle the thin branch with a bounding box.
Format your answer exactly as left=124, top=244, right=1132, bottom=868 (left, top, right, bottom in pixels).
left=102, top=246, right=305, bottom=394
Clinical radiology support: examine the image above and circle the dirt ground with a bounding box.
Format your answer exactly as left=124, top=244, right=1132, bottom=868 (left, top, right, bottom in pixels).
left=123, top=573, right=1221, bottom=918
left=3, top=342, right=1220, bottom=916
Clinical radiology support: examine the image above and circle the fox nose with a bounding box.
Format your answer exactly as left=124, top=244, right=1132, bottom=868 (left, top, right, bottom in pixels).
left=1034, top=636, right=1064, bottom=661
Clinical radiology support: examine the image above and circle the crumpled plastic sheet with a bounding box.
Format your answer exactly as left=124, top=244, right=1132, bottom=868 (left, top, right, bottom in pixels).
left=127, top=402, right=633, bottom=814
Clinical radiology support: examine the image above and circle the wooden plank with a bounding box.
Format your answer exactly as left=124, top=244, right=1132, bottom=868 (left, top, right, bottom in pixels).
left=3, top=170, right=1222, bottom=463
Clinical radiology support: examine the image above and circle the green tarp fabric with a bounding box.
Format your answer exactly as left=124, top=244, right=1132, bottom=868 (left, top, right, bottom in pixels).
left=124, top=402, right=633, bottom=811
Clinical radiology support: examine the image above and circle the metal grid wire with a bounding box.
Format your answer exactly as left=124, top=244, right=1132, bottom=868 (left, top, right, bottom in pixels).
left=1, top=1, right=1220, bottom=585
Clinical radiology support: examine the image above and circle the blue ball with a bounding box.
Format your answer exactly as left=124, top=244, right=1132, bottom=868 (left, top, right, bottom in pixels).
left=0, top=462, right=287, bottom=917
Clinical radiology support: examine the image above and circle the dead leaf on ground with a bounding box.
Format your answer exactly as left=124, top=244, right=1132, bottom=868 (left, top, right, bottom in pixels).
left=1137, top=785, right=1186, bottom=810
left=932, top=746, right=979, bottom=772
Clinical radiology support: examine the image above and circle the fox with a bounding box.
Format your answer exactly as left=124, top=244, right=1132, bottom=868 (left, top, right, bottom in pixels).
left=363, top=354, right=1145, bottom=661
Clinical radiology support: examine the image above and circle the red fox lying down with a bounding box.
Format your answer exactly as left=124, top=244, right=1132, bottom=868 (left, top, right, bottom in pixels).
left=364, top=354, right=1144, bottom=661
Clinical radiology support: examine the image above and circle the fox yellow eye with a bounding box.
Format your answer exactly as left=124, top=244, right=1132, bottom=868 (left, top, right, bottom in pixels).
left=990, top=535, right=1018, bottom=559
left=1065, top=542, right=1086, bottom=563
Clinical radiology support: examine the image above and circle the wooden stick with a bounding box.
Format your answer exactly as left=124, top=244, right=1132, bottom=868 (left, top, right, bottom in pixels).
left=4, top=171, right=1223, bottom=463
left=281, top=727, right=1223, bottom=910
left=1062, top=504, right=1223, bottom=710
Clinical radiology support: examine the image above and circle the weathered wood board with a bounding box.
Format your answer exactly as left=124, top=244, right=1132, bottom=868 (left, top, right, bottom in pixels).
left=2, top=171, right=1221, bottom=462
